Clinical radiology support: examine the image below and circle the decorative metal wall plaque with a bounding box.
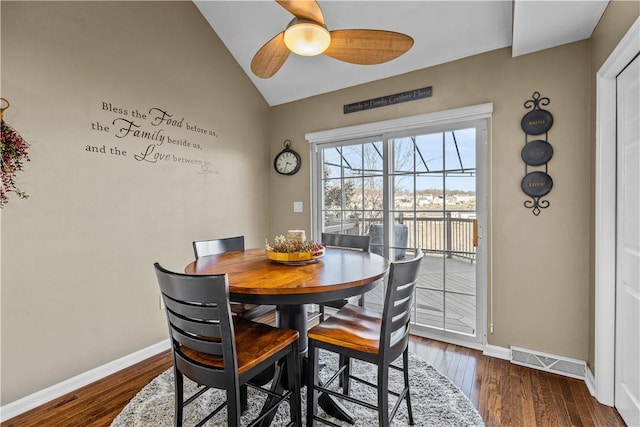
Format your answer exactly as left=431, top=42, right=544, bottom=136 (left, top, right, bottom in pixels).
left=521, top=171, right=553, bottom=197
left=521, top=92, right=553, bottom=216
left=521, top=106, right=553, bottom=135
left=521, top=139, right=553, bottom=166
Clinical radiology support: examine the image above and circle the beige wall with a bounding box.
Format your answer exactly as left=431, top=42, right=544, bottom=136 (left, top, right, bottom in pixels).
left=0, top=1, right=271, bottom=404
left=587, top=0, right=640, bottom=371
left=591, top=0, right=640, bottom=71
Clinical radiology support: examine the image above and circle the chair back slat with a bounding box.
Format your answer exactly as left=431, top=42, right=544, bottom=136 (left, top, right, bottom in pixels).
left=154, top=263, right=237, bottom=374
left=380, top=249, right=423, bottom=361
left=193, top=235, right=245, bottom=259
left=173, top=351, right=228, bottom=386
left=321, top=233, right=370, bottom=251
left=157, top=271, right=229, bottom=303
left=389, top=281, right=415, bottom=328
left=165, top=310, right=224, bottom=340
left=170, top=327, right=225, bottom=357
left=175, top=336, right=224, bottom=359
left=163, top=295, right=222, bottom=320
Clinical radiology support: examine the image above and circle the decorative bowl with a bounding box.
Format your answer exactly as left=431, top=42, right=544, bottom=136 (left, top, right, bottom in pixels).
left=265, top=247, right=325, bottom=264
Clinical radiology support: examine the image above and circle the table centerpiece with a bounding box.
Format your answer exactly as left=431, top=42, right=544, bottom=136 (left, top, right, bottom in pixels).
left=265, top=235, right=325, bottom=264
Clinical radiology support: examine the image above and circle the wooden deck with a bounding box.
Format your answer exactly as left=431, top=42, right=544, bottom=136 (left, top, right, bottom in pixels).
left=364, top=254, right=477, bottom=335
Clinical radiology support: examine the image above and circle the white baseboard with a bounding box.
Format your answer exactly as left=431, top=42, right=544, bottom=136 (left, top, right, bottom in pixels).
left=585, top=365, right=596, bottom=396
left=0, top=339, right=170, bottom=423
left=483, top=344, right=510, bottom=360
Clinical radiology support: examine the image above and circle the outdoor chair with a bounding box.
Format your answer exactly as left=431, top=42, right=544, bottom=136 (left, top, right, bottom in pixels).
left=368, top=223, right=408, bottom=260
left=154, top=263, right=301, bottom=427
left=306, top=249, right=424, bottom=426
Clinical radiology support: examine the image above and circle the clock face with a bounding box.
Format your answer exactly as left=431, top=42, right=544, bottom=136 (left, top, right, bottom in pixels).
left=274, top=149, right=301, bottom=175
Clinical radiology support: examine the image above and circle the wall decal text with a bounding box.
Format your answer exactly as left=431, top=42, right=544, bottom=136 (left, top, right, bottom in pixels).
left=86, top=101, right=219, bottom=174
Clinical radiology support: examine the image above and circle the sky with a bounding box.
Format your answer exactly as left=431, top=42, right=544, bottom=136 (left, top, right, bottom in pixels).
left=324, top=127, right=477, bottom=193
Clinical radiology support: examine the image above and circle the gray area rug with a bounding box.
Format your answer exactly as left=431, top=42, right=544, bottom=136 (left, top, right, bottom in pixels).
left=111, top=350, right=484, bottom=426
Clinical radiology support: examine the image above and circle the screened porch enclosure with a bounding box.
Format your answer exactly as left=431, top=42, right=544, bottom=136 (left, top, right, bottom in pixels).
left=319, top=127, right=478, bottom=338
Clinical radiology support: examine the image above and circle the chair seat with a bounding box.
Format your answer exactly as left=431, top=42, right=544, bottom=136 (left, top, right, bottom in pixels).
left=181, top=317, right=299, bottom=375
left=230, top=302, right=275, bottom=320
left=230, top=302, right=257, bottom=314
left=323, top=299, right=349, bottom=309
left=308, top=304, right=382, bottom=354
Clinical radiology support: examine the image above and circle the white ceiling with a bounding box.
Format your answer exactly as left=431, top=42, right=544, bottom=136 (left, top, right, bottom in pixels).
left=194, top=0, right=608, bottom=106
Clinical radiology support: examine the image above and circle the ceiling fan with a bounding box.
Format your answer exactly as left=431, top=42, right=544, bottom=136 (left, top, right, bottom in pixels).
left=250, top=0, right=414, bottom=79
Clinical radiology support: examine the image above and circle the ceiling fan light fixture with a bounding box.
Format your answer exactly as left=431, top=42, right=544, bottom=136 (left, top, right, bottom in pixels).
left=283, top=19, right=330, bottom=56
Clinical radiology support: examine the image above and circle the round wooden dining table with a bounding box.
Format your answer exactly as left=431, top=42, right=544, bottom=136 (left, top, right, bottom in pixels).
left=184, top=246, right=389, bottom=424
left=184, top=247, right=389, bottom=354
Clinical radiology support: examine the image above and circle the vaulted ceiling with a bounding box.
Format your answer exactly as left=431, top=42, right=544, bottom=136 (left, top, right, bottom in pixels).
left=194, top=0, right=608, bottom=106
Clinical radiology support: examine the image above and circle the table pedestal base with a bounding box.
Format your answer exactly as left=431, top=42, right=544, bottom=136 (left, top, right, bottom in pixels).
left=266, top=305, right=356, bottom=424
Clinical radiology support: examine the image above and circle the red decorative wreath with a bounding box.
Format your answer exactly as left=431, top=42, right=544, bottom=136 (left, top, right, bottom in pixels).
left=1, top=119, right=30, bottom=207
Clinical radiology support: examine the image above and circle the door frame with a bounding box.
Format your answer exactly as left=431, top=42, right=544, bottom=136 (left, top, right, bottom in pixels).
left=594, top=16, right=639, bottom=406
left=307, top=103, right=492, bottom=349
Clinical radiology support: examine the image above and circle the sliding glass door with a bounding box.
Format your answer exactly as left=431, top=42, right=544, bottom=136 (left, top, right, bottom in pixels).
left=312, top=117, right=487, bottom=348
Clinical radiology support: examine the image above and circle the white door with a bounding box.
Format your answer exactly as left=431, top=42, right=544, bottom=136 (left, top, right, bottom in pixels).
left=615, top=53, right=640, bottom=427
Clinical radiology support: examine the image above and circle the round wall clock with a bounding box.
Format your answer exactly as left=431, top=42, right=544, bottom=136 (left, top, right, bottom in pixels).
left=274, top=139, right=301, bottom=176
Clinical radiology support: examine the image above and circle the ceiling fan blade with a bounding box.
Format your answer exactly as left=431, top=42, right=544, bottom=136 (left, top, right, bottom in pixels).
left=276, top=0, right=325, bottom=25
left=324, top=30, right=414, bottom=65
left=251, top=32, right=291, bottom=78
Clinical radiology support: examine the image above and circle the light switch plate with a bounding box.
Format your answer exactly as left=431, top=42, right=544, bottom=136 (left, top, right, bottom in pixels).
left=293, top=201, right=303, bottom=213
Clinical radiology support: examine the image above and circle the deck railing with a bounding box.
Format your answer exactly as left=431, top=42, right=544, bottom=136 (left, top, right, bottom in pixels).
left=325, top=212, right=476, bottom=262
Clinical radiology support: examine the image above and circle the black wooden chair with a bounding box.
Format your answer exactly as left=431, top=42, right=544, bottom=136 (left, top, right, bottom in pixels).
left=154, top=263, right=301, bottom=427
left=317, top=232, right=371, bottom=322
left=306, top=249, right=424, bottom=426
left=192, top=236, right=274, bottom=320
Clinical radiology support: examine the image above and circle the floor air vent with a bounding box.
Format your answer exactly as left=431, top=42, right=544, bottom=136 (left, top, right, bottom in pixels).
left=510, top=346, right=585, bottom=380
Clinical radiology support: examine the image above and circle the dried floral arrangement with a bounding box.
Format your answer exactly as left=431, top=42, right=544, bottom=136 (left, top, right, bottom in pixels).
left=265, top=235, right=324, bottom=254
left=1, top=99, right=30, bottom=208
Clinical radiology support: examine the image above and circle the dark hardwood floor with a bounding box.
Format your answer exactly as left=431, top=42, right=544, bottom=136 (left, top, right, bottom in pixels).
left=2, top=313, right=625, bottom=427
